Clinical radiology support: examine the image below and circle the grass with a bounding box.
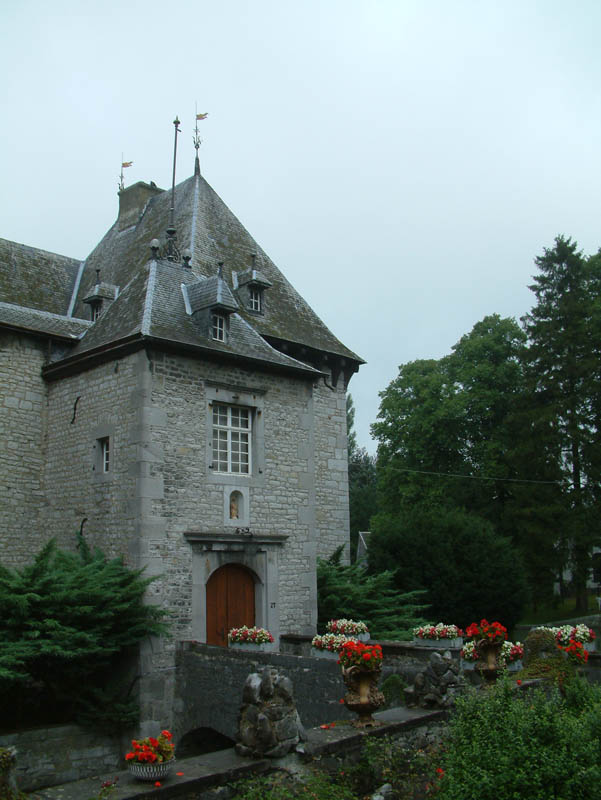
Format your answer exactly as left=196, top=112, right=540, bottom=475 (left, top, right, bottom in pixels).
left=518, top=593, right=600, bottom=626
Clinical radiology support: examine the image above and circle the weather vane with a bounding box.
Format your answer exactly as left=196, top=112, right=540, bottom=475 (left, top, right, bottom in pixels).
left=193, top=105, right=208, bottom=175
left=118, top=155, right=133, bottom=192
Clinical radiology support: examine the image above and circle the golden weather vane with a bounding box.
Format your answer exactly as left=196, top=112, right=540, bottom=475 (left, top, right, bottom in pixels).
left=118, top=154, right=133, bottom=192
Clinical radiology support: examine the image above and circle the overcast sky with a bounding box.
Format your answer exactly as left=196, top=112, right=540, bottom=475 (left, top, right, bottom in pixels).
left=2, top=1, right=601, bottom=452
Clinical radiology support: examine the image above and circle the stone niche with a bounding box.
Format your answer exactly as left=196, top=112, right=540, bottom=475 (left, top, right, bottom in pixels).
left=236, top=667, right=306, bottom=758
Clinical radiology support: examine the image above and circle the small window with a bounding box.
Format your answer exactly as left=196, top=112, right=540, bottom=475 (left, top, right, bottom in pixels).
left=98, top=437, right=110, bottom=473
left=249, top=288, right=261, bottom=312
left=212, top=313, right=225, bottom=341
left=91, top=302, right=102, bottom=322
left=212, top=404, right=251, bottom=474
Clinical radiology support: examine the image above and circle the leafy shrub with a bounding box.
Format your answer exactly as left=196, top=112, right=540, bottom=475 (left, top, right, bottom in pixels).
left=380, top=673, right=407, bottom=708
left=317, top=546, right=428, bottom=639
left=437, top=678, right=601, bottom=799
left=369, top=508, right=528, bottom=630
left=0, top=534, right=167, bottom=731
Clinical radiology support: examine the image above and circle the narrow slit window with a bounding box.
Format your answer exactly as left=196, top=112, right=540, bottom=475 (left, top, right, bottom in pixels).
left=99, top=437, right=110, bottom=473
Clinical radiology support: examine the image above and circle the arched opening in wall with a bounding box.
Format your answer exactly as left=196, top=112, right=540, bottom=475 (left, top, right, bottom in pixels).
left=206, top=563, right=256, bottom=647
left=229, top=490, right=243, bottom=520
left=176, top=727, right=235, bottom=758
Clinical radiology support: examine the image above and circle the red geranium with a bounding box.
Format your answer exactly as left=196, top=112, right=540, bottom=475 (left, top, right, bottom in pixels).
left=125, top=730, right=174, bottom=764
left=465, top=619, right=507, bottom=644
left=338, top=640, right=383, bottom=671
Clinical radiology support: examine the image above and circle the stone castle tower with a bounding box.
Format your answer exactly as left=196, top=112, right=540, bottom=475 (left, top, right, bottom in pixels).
left=0, top=152, right=363, bottom=730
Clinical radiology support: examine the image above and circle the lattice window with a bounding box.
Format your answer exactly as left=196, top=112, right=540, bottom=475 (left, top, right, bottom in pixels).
left=212, top=405, right=251, bottom=474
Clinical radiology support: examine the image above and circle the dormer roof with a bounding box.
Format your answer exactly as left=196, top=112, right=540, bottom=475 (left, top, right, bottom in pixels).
left=186, top=274, right=239, bottom=314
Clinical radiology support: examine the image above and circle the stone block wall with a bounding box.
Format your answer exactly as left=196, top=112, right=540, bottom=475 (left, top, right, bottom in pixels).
left=174, top=642, right=353, bottom=743
left=0, top=725, right=123, bottom=792
left=42, top=351, right=142, bottom=558
left=0, top=333, right=47, bottom=564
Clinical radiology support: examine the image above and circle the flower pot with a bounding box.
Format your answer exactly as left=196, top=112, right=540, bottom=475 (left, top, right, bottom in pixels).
left=506, top=659, right=523, bottom=672
left=584, top=642, right=595, bottom=653
left=413, top=637, right=463, bottom=648
left=460, top=659, right=477, bottom=671
left=341, top=665, right=385, bottom=727
left=311, top=647, right=340, bottom=660
left=128, top=758, right=175, bottom=782
left=229, top=641, right=275, bottom=652
left=357, top=633, right=370, bottom=643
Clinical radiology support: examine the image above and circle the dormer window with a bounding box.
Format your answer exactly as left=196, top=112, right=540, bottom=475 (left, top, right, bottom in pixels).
left=249, top=288, right=262, bottom=313
left=212, top=313, right=226, bottom=342
left=91, top=301, right=102, bottom=322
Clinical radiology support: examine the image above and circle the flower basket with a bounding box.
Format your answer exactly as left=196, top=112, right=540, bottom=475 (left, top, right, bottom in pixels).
left=228, top=626, right=275, bottom=648
left=555, top=624, right=595, bottom=649
left=230, top=641, right=275, bottom=652
left=125, top=730, right=175, bottom=781
left=326, top=618, right=370, bottom=640
left=311, top=633, right=350, bottom=657
left=412, top=623, right=463, bottom=648
left=128, top=758, right=175, bottom=782
left=466, top=619, right=507, bottom=645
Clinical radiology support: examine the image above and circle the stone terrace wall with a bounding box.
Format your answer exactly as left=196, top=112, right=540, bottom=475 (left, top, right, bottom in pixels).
left=0, top=724, right=123, bottom=793
left=0, top=332, right=47, bottom=564
left=174, top=642, right=354, bottom=742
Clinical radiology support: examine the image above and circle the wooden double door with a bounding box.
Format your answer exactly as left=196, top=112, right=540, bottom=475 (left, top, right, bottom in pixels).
left=206, top=564, right=256, bottom=647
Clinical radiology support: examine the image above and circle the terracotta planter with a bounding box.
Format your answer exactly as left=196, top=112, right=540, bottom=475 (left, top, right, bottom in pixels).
left=128, top=758, right=175, bottom=782
left=476, top=640, right=504, bottom=684
left=341, top=665, right=385, bottom=727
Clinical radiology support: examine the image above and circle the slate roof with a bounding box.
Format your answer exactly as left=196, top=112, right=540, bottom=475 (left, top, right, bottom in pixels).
left=0, top=238, right=82, bottom=315
left=69, top=169, right=363, bottom=365
left=0, top=302, right=90, bottom=339
left=1, top=166, right=363, bottom=378
left=61, top=259, right=320, bottom=377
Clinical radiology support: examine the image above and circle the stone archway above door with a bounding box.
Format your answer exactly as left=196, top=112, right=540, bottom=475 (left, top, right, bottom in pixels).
left=185, top=531, right=287, bottom=647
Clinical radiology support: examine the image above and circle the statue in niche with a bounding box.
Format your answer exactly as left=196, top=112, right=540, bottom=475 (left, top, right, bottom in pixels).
left=230, top=491, right=240, bottom=519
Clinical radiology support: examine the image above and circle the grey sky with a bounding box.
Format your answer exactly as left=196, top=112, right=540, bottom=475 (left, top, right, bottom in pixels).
left=2, top=1, right=601, bottom=452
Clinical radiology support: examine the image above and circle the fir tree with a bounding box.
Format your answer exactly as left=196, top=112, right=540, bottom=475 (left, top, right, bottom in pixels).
left=0, top=535, right=167, bottom=731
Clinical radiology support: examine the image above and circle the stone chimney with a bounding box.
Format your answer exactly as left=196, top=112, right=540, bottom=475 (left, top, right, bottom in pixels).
left=118, top=181, right=163, bottom=231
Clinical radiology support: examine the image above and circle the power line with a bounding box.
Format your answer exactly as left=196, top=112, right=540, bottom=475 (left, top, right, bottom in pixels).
left=395, top=467, right=560, bottom=485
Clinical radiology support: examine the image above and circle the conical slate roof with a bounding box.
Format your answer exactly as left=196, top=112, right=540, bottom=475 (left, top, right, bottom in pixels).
left=66, top=170, right=362, bottom=368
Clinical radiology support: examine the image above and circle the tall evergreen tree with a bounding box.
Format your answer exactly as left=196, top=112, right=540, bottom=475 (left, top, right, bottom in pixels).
left=522, top=236, right=601, bottom=610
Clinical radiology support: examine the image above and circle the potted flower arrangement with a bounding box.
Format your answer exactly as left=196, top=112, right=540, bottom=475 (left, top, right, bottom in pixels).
left=498, top=640, right=524, bottom=671
left=555, top=624, right=596, bottom=652
left=465, top=619, right=508, bottom=680
left=311, top=632, right=351, bottom=659
left=228, top=626, right=275, bottom=652
left=459, top=639, right=479, bottom=670
left=338, top=640, right=383, bottom=671
left=326, top=618, right=370, bottom=642
left=558, top=638, right=589, bottom=665
left=125, top=730, right=175, bottom=781
left=412, top=623, right=463, bottom=648
left=338, top=640, right=385, bottom=726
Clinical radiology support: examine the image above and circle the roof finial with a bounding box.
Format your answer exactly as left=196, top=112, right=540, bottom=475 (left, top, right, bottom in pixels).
left=218, top=261, right=224, bottom=278
left=118, top=154, right=133, bottom=193
left=166, top=117, right=181, bottom=262
left=193, top=107, right=208, bottom=177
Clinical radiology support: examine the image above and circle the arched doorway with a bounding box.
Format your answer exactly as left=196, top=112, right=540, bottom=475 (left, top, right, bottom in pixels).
left=206, top=563, right=255, bottom=647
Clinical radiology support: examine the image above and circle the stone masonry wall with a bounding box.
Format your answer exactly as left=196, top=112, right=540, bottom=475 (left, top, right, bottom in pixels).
left=42, top=352, right=142, bottom=558
left=313, top=375, right=350, bottom=563
left=0, top=332, right=47, bottom=564
left=0, top=724, right=123, bottom=792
